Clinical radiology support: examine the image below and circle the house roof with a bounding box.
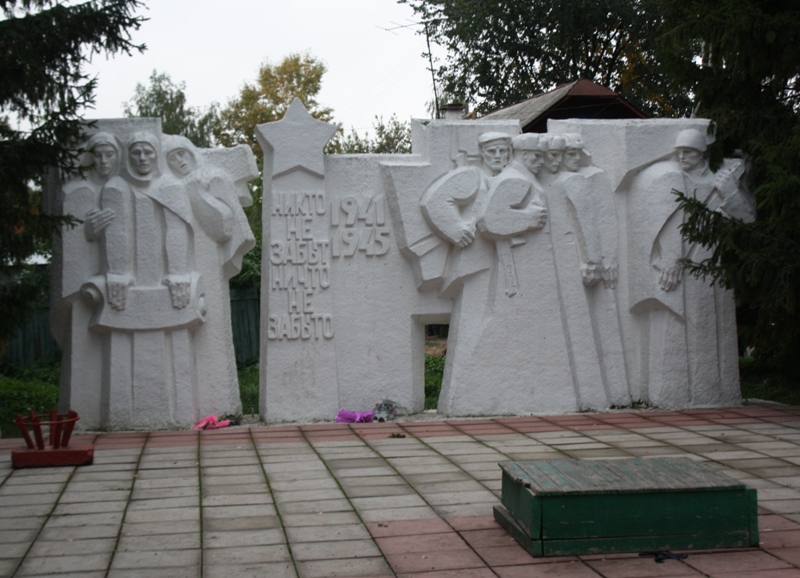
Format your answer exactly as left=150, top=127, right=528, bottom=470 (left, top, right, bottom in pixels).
left=482, top=79, right=647, bottom=132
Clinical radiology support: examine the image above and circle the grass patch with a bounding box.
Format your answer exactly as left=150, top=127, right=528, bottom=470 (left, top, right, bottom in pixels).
left=237, top=356, right=445, bottom=414
left=425, top=353, right=445, bottom=410
left=238, top=361, right=259, bottom=415
left=0, top=357, right=260, bottom=438
left=0, top=357, right=60, bottom=438
left=5, top=354, right=793, bottom=437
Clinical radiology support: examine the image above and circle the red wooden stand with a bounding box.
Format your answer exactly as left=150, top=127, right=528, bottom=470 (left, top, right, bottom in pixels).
left=11, top=410, right=93, bottom=468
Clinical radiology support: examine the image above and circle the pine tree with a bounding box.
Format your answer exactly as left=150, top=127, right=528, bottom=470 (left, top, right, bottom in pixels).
left=662, top=0, right=800, bottom=373
left=0, top=0, right=144, bottom=345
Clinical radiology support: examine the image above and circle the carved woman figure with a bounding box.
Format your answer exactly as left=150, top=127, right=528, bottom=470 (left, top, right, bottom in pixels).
left=161, top=134, right=256, bottom=418
left=101, top=132, right=194, bottom=310
left=93, top=131, right=201, bottom=429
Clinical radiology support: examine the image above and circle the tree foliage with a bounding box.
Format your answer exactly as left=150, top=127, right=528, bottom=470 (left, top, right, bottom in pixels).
left=338, top=115, right=412, bottom=154
left=1, top=0, right=144, bottom=266
left=402, top=0, right=693, bottom=116
left=214, top=52, right=334, bottom=158
left=216, top=53, right=335, bottom=290
left=664, top=0, right=800, bottom=373
left=124, top=70, right=218, bottom=148
left=0, top=0, right=144, bottom=355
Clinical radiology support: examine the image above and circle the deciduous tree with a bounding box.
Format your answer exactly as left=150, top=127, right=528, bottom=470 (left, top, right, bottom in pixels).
left=214, top=52, right=333, bottom=158
left=124, top=70, right=218, bottom=148
left=402, top=0, right=692, bottom=116
left=216, top=53, right=335, bottom=290
left=339, top=115, right=412, bottom=154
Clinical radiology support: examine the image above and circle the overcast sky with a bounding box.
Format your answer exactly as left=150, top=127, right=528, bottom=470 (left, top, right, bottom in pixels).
left=83, top=0, right=442, bottom=136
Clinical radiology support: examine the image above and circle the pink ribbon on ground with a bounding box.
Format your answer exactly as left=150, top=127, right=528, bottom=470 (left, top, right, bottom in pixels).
left=193, top=415, right=231, bottom=430
left=335, top=409, right=374, bottom=423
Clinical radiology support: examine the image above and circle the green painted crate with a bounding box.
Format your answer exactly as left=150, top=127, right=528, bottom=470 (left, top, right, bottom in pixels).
left=494, top=457, right=759, bottom=557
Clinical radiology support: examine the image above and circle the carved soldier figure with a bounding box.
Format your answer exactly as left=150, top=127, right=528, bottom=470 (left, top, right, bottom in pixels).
left=627, top=128, right=755, bottom=407
left=540, top=134, right=567, bottom=184
left=420, top=132, right=512, bottom=298
left=478, top=134, right=548, bottom=296
left=52, top=132, right=123, bottom=427
left=546, top=133, right=630, bottom=407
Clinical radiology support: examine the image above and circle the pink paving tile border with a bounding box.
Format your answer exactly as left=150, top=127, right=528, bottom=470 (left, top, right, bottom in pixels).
left=3, top=406, right=800, bottom=455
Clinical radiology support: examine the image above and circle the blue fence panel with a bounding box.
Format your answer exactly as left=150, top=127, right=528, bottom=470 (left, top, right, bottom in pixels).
left=6, top=289, right=261, bottom=369
left=230, top=287, right=260, bottom=366
left=5, top=307, right=60, bottom=368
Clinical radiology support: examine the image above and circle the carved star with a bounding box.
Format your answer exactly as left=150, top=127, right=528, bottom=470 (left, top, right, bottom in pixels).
left=256, top=98, right=338, bottom=178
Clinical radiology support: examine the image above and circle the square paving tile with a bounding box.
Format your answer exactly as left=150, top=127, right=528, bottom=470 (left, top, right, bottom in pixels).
left=386, top=549, right=487, bottom=574
left=279, top=498, right=354, bottom=515
left=494, top=561, right=603, bottom=577
left=684, top=550, right=792, bottom=575
left=203, top=561, right=294, bottom=578
left=366, top=518, right=452, bottom=537
left=291, top=538, right=382, bottom=561
left=761, top=530, right=800, bottom=549
left=117, top=533, right=199, bottom=552
left=287, top=523, right=371, bottom=543
left=295, top=556, right=393, bottom=577
left=203, top=544, right=291, bottom=565
left=16, top=552, right=112, bottom=575
left=110, top=549, right=201, bottom=569
left=376, top=532, right=469, bottom=555
left=121, top=519, right=201, bottom=536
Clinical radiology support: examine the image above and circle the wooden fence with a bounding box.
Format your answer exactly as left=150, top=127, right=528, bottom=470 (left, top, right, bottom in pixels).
left=5, top=288, right=261, bottom=368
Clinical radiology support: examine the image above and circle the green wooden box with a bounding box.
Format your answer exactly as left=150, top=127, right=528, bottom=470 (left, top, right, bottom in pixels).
left=494, top=458, right=759, bottom=557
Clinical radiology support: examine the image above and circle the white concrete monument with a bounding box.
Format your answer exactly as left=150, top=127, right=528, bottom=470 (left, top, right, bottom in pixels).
left=259, top=103, right=755, bottom=421
left=51, top=118, right=257, bottom=430
left=53, top=108, right=755, bottom=429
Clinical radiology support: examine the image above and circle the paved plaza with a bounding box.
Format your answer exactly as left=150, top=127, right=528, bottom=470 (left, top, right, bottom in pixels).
left=4, top=405, right=800, bottom=577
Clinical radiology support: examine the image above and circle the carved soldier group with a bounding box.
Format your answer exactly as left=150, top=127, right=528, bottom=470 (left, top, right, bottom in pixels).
left=410, top=125, right=755, bottom=415
left=52, top=120, right=257, bottom=429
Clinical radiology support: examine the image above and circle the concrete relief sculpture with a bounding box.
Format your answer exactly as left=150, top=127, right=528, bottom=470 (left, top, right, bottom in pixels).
left=543, top=132, right=629, bottom=408
left=626, top=128, right=755, bottom=408
left=54, top=112, right=751, bottom=426
left=392, top=128, right=582, bottom=415
left=51, top=119, right=257, bottom=430
left=477, top=134, right=548, bottom=296
left=254, top=113, right=754, bottom=422
left=58, top=132, right=122, bottom=303
left=161, top=135, right=257, bottom=417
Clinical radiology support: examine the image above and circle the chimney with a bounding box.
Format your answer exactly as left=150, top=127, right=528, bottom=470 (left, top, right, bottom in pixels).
left=441, top=103, right=466, bottom=120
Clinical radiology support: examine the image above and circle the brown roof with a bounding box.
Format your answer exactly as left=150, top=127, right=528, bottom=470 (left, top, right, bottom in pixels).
left=482, top=79, right=646, bottom=132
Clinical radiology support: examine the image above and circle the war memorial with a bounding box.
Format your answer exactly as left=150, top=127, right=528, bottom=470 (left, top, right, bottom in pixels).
left=5, top=103, right=795, bottom=575
left=46, top=100, right=756, bottom=430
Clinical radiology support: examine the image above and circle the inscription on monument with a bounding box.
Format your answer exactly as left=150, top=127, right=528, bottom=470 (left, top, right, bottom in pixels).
left=268, top=191, right=334, bottom=341
left=330, top=195, right=391, bottom=258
